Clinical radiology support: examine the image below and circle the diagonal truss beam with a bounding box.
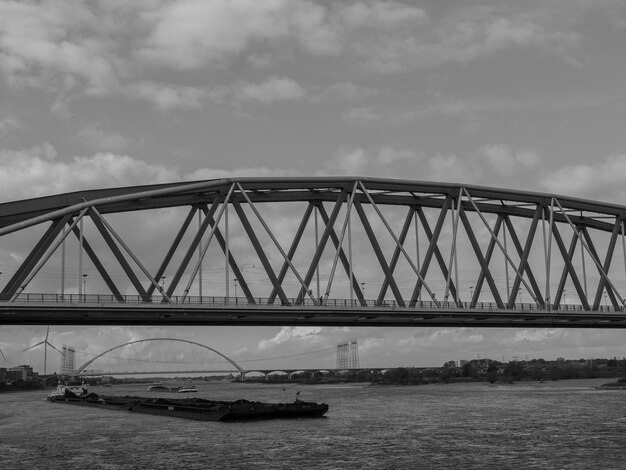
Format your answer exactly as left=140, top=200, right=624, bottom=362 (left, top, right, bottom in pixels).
left=166, top=198, right=222, bottom=297
left=1, top=215, right=71, bottom=300
left=69, top=220, right=124, bottom=302
left=354, top=201, right=404, bottom=306
left=232, top=200, right=288, bottom=305
left=315, top=203, right=365, bottom=304
left=551, top=224, right=589, bottom=309
left=296, top=191, right=347, bottom=304
left=201, top=205, right=255, bottom=304
left=88, top=209, right=147, bottom=300
left=147, top=206, right=197, bottom=297
left=470, top=215, right=503, bottom=306
left=502, top=213, right=544, bottom=307
left=410, top=197, right=453, bottom=306
left=459, top=207, right=504, bottom=308
left=377, top=207, right=414, bottom=305
left=235, top=182, right=316, bottom=305
left=268, top=203, right=314, bottom=304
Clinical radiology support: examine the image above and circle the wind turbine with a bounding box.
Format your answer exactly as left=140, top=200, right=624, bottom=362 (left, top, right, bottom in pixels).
left=23, top=326, right=61, bottom=375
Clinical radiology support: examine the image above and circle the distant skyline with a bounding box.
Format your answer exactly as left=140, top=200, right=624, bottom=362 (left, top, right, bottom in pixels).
left=2, top=0, right=626, bottom=372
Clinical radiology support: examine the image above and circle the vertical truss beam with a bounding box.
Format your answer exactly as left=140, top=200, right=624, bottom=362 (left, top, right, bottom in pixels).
left=443, top=192, right=463, bottom=305
left=322, top=182, right=358, bottom=304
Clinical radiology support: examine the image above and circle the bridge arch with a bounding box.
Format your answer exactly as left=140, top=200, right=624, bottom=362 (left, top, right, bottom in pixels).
left=74, top=337, right=244, bottom=375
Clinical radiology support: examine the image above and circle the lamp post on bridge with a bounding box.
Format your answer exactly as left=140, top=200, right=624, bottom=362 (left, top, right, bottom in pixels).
left=82, top=274, right=87, bottom=302
left=233, top=278, right=238, bottom=299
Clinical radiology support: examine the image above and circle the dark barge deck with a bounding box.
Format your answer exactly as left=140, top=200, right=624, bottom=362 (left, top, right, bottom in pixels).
left=47, top=392, right=329, bottom=422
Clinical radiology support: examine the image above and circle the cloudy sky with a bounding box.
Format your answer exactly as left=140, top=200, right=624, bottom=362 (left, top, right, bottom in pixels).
left=2, top=0, right=626, bottom=374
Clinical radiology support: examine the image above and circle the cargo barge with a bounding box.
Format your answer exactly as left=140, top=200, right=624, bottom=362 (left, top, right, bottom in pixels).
left=47, top=389, right=329, bottom=422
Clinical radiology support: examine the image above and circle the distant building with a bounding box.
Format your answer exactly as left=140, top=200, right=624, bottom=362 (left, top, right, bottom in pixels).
left=61, top=345, right=76, bottom=375
left=6, top=365, right=37, bottom=382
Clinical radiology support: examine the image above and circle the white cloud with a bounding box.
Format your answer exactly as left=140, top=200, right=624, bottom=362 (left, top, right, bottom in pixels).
left=502, top=328, right=564, bottom=345
left=136, top=0, right=336, bottom=68
left=342, top=107, right=380, bottom=122
left=0, top=145, right=176, bottom=201
left=230, top=77, right=307, bottom=104
left=330, top=147, right=370, bottom=175
left=538, top=153, right=626, bottom=202
left=479, top=144, right=541, bottom=176
left=0, top=115, right=21, bottom=137
left=258, top=326, right=322, bottom=350
left=0, top=0, right=122, bottom=94
left=126, top=81, right=206, bottom=110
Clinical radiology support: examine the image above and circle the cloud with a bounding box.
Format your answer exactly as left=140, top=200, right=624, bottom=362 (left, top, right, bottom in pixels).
left=0, top=0, right=122, bottom=93
left=538, top=153, right=626, bottom=203
left=76, top=123, right=133, bottom=153
left=329, top=147, right=370, bottom=175
left=0, top=144, right=176, bottom=201
left=342, top=107, right=380, bottom=122
left=502, top=329, right=564, bottom=345
left=258, top=326, right=323, bottom=350
left=136, top=0, right=336, bottom=68
left=312, top=81, right=378, bottom=103
left=126, top=81, right=206, bottom=110
left=230, top=77, right=307, bottom=104
left=185, top=166, right=298, bottom=180
left=0, top=115, right=21, bottom=137
left=479, top=144, right=541, bottom=176
left=319, top=143, right=543, bottom=189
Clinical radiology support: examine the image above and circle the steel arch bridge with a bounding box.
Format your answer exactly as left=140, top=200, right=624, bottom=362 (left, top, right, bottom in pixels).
left=74, top=338, right=244, bottom=377
left=1, top=177, right=626, bottom=327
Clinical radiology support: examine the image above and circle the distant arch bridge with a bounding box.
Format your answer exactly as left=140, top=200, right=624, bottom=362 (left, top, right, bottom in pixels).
left=1, top=177, right=626, bottom=328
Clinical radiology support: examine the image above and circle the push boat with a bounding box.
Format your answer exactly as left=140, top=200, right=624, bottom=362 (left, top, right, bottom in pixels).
left=47, top=388, right=329, bottom=422
left=48, top=381, right=88, bottom=398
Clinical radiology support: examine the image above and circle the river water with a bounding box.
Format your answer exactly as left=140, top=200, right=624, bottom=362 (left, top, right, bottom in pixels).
left=1, top=378, right=624, bottom=469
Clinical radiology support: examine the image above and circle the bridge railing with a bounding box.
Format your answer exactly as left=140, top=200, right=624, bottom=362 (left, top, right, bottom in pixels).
left=2, top=292, right=623, bottom=312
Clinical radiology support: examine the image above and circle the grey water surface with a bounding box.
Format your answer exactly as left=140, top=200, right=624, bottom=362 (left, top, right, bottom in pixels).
left=1, top=379, right=624, bottom=469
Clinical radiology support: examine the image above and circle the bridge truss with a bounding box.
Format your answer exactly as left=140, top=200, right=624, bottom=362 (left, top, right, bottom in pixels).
left=1, top=177, right=626, bottom=327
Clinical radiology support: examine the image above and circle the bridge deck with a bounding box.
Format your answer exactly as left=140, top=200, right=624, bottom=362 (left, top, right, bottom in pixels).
left=2, top=295, right=625, bottom=327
